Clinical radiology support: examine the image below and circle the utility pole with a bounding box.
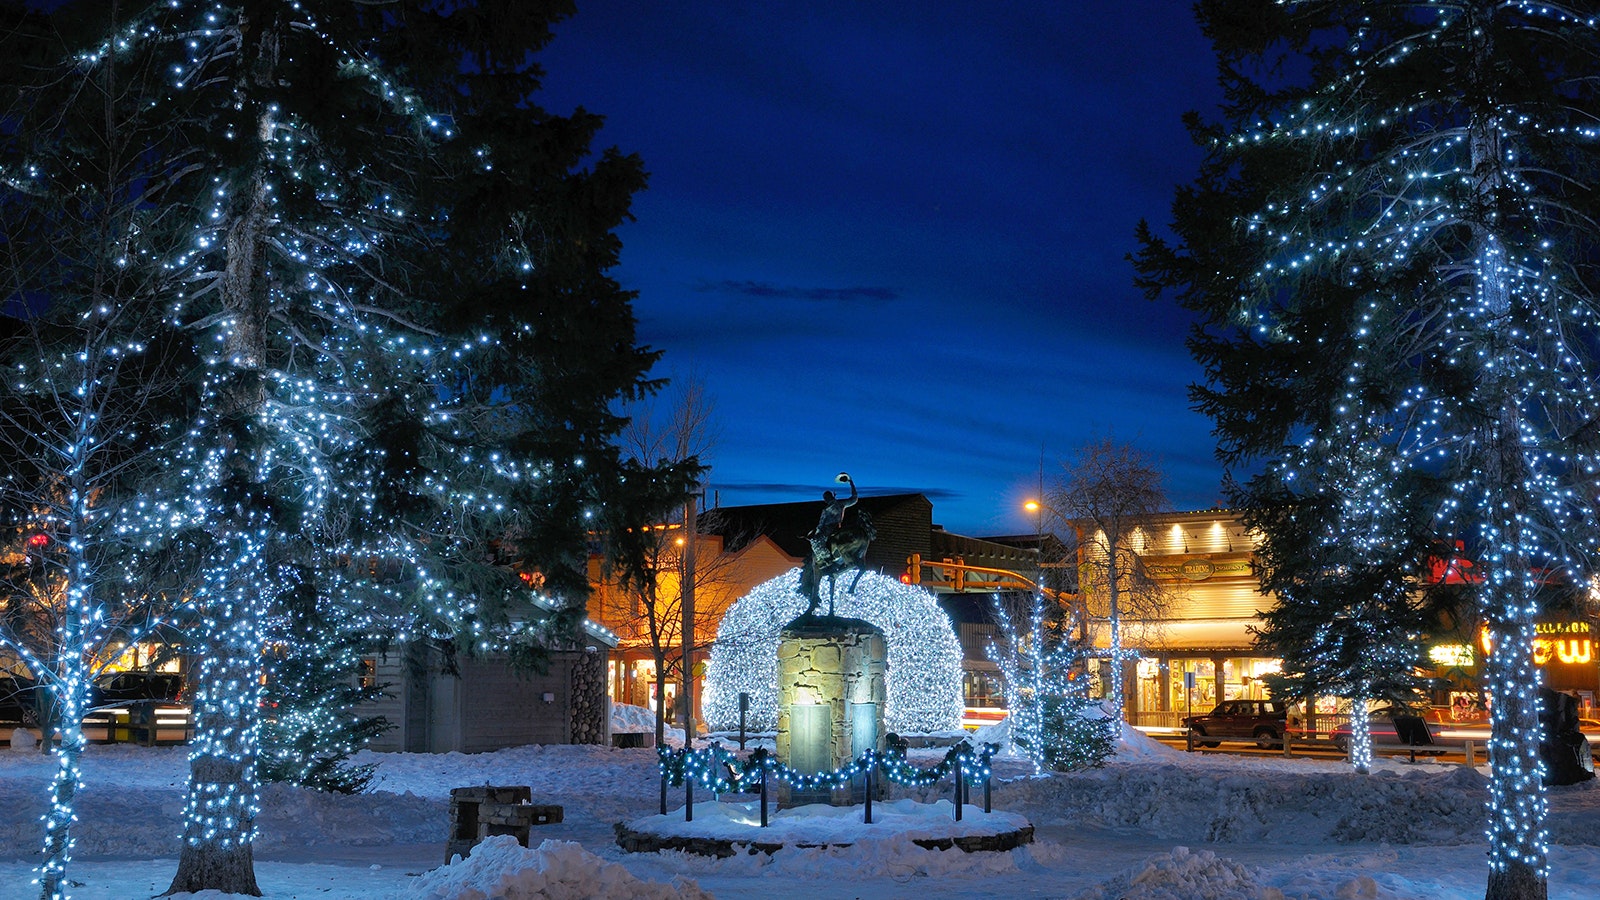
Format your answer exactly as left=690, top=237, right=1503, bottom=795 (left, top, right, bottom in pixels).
left=679, top=491, right=698, bottom=747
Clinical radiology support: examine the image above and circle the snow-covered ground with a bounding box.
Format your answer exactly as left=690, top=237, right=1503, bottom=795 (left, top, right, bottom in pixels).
left=2, top=725, right=1599, bottom=899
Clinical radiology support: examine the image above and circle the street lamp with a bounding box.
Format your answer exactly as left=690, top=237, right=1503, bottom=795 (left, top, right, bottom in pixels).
left=1023, top=499, right=1043, bottom=554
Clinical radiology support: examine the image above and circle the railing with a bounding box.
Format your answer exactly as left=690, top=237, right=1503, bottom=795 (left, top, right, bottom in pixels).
left=81, top=704, right=193, bottom=745
left=1128, top=710, right=1188, bottom=730
left=657, top=742, right=999, bottom=825
left=1131, top=708, right=1459, bottom=736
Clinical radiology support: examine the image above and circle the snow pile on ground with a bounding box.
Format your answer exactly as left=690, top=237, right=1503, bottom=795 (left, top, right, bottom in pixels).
left=610, top=702, right=688, bottom=746
left=411, top=836, right=711, bottom=900
left=638, top=830, right=1036, bottom=884
left=1073, top=846, right=1278, bottom=900
left=966, top=717, right=1010, bottom=750
left=1118, top=723, right=1184, bottom=760
left=988, top=758, right=1492, bottom=845
left=965, top=713, right=1180, bottom=764
left=610, top=701, right=653, bottom=733
left=628, top=796, right=1030, bottom=843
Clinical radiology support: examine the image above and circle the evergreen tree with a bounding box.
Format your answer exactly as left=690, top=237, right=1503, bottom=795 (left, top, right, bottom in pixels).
left=5, top=1, right=662, bottom=894
left=257, top=566, right=388, bottom=794
left=1247, top=422, right=1439, bottom=773
left=1136, top=3, right=1600, bottom=896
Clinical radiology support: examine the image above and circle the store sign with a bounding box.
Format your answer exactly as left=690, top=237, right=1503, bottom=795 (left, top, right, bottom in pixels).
left=1478, top=622, right=1594, bottom=666
left=1429, top=644, right=1475, bottom=667
left=1143, top=556, right=1253, bottom=582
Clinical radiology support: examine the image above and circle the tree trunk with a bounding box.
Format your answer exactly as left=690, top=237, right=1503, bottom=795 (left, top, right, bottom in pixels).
left=1348, top=689, right=1371, bottom=775
left=167, top=44, right=276, bottom=889
left=1479, top=376, right=1547, bottom=900
left=653, top=654, right=667, bottom=749
left=1106, top=538, right=1125, bottom=721
left=1486, top=864, right=1548, bottom=900
left=36, top=681, right=86, bottom=900
left=164, top=588, right=264, bottom=897
left=164, top=754, right=261, bottom=896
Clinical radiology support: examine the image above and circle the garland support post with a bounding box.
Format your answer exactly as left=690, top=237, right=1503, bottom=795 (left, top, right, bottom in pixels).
left=738, top=692, right=749, bottom=751
left=759, top=758, right=769, bottom=828
left=984, top=772, right=991, bottom=814
left=953, top=755, right=963, bottom=821
left=659, top=759, right=668, bottom=815
left=864, top=761, right=873, bottom=825
left=685, top=768, right=693, bottom=822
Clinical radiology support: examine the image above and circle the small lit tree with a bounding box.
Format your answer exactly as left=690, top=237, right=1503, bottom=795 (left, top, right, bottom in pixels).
left=988, top=591, right=1114, bottom=773
left=256, top=565, right=389, bottom=794
left=0, top=7, right=198, bottom=895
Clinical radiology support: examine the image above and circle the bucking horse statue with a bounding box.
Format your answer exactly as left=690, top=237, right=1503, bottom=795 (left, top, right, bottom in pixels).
left=798, top=473, right=876, bottom=617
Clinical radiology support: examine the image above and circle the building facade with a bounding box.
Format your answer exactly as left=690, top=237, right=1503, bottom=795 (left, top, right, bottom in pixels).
left=1085, top=508, right=1600, bottom=725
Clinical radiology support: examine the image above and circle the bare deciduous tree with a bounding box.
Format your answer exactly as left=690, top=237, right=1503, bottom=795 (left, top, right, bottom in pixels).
left=604, top=379, right=722, bottom=746
left=1049, top=439, right=1174, bottom=720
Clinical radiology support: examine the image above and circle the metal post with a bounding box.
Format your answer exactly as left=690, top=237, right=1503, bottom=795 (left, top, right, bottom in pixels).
left=659, top=760, right=668, bottom=815
left=685, top=766, right=693, bottom=822
left=984, top=772, right=992, bottom=814
left=680, top=492, right=699, bottom=749
left=759, top=761, right=769, bottom=827
left=739, top=692, right=749, bottom=751
left=864, top=764, right=873, bottom=824
left=953, top=755, right=963, bottom=821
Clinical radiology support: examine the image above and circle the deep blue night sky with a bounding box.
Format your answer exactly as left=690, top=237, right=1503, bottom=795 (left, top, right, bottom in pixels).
left=535, top=2, right=1226, bottom=536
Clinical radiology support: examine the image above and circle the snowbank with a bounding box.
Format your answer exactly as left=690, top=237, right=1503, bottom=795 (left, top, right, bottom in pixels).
left=989, top=756, right=1493, bottom=846
left=1118, top=723, right=1185, bottom=760
left=610, top=702, right=688, bottom=747
left=1074, top=846, right=1276, bottom=900
left=966, top=713, right=1180, bottom=764
left=411, top=836, right=710, bottom=900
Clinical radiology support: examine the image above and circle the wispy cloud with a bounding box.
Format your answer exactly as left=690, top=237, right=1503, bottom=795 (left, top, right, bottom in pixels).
left=695, top=280, right=899, bottom=304
left=711, top=481, right=963, bottom=502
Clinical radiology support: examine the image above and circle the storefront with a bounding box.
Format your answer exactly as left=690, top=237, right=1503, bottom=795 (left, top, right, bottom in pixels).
left=1074, top=510, right=1285, bottom=726
left=1425, top=620, right=1599, bottom=720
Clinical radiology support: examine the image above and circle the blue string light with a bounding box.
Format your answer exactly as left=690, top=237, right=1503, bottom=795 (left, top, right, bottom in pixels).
left=657, top=741, right=999, bottom=796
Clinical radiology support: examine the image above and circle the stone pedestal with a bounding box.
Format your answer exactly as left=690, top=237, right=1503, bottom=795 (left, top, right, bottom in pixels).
left=445, top=785, right=563, bottom=863
left=775, top=615, right=888, bottom=807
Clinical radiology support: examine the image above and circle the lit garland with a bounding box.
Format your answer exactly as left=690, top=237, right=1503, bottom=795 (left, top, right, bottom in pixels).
left=701, top=569, right=964, bottom=735
left=658, top=741, right=999, bottom=796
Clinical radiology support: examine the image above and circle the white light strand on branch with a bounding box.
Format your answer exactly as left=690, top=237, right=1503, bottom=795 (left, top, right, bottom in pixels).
left=702, top=569, right=964, bottom=735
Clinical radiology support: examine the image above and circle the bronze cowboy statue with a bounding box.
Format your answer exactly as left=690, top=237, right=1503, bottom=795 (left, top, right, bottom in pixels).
left=798, top=473, right=876, bottom=616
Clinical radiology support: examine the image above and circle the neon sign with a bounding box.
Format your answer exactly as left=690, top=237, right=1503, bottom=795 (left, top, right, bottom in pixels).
left=1479, top=623, right=1594, bottom=666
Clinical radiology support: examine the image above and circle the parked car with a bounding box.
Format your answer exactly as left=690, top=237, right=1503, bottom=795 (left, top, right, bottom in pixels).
left=0, top=674, right=40, bottom=726
left=1184, top=699, right=1289, bottom=749
left=1330, top=705, right=1442, bottom=754
left=87, top=672, right=185, bottom=710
